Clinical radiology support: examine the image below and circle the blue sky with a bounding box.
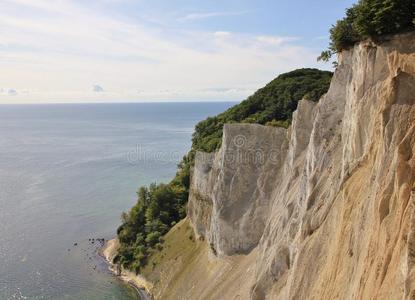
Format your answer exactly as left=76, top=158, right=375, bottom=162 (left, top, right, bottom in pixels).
left=0, top=0, right=356, bottom=103
left=108, top=0, right=354, bottom=48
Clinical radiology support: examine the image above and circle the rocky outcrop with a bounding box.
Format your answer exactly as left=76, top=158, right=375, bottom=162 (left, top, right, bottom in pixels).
left=164, top=32, right=415, bottom=299
left=188, top=124, right=289, bottom=255
left=251, top=33, right=415, bottom=300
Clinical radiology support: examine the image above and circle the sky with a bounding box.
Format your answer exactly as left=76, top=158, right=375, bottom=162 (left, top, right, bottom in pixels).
left=0, top=0, right=356, bottom=104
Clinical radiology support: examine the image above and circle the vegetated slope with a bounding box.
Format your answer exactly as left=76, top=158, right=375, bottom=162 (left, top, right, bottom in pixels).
left=141, top=218, right=257, bottom=300
left=115, top=68, right=332, bottom=273
left=191, top=68, right=332, bottom=153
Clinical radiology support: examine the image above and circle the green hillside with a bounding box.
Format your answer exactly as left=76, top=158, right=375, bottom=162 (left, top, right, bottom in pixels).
left=191, top=68, right=332, bottom=154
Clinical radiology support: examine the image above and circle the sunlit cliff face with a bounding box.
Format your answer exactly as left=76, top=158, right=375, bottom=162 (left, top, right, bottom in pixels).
left=182, top=32, right=415, bottom=300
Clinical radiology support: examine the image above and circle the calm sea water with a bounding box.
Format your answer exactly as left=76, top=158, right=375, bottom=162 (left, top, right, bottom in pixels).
left=0, top=102, right=234, bottom=300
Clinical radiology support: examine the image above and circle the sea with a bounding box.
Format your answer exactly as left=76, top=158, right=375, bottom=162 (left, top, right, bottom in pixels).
left=0, top=102, right=234, bottom=300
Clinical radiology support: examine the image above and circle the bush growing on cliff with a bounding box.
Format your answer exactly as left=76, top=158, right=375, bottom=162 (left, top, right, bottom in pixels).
left=319, top=0, right=415, bottom=61
left=116, top=68, right=332, bottom=272
left=116, top=182, right=187, bottom=271
left=265, top=119, right=291, bottom=129
left=354, top=0, right=415, bottom=38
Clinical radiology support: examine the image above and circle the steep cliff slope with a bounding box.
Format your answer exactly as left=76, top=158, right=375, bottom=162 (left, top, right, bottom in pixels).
left=146, top=32, right=415, bottom=299
left=114, top=68, right=332, bottom=272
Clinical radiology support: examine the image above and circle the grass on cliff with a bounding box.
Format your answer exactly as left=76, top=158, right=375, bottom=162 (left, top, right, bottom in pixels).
left=142, top=218, right=226, bottom=299
left=141, top=219, right=204, bottom=291
left=115, top=68, right=332, bottom=272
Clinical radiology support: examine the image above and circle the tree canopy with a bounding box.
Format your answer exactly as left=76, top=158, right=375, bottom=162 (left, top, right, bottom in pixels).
left=319, top=0, right=415, bottom=61
left=191, top=68, right=333, bottom=153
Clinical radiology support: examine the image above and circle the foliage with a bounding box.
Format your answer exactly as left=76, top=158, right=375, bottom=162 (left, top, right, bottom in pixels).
left=265, top=119, right=291, bottom=128
left=354, top=0, right=415, bottom=38
left=191, top=68, right=332, bottom=153
left=319, top=0, right=415, bottom=61
left=116, top=68, right=332, bottom=272
left=116, top=181, right=187, bottom=272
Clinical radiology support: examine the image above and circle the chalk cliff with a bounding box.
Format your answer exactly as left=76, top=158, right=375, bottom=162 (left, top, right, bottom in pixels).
left=150, top=32, right=415, bottom=299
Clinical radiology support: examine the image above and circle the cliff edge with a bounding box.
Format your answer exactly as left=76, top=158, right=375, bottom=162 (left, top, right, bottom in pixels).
left=146, top=32, right=415, bottom=299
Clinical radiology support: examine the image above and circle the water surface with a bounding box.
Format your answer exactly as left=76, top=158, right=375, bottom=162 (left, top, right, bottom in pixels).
left=0, top=102, right=234, bottom=299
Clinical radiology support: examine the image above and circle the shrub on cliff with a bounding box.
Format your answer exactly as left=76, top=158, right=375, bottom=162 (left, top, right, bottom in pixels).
left=319, top=0, right=415, bottom=61
left=116, top=183, right=186, bottom=271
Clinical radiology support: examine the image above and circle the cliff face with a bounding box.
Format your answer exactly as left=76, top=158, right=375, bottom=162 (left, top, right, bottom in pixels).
left=188, top=124, right=289, bottom=255
left=151, top=32, right=415, bottom=299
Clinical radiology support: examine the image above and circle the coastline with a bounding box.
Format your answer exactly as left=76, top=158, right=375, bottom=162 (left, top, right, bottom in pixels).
left=100, top=239, right=153, bottom=300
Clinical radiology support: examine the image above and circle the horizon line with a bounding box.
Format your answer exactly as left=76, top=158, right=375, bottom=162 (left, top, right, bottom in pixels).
left=0, top=100, right=241, bottom=106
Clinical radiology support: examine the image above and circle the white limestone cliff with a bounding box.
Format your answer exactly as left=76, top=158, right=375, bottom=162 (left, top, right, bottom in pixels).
left=154, top=32, right=415, bottom=300
left=188, top=124, right=289, bottom=255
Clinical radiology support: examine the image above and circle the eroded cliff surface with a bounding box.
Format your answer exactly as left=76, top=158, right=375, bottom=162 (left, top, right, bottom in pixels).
left=188, top=124, right=289, bottom=255
left=152, top=32, right=415, bottom=300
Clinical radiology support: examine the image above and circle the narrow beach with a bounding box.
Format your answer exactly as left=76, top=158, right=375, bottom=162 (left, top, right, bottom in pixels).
left=100, top=239, right=153, bottom=300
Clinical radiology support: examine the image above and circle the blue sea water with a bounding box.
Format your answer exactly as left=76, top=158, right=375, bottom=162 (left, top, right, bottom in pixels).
left=0, top=102, right=234, bottom=300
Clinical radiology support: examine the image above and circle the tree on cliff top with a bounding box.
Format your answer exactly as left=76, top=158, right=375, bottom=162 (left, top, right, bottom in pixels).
left=318, top=0, right=415, bottom=61
left=191, top=68, right=332, bottom=154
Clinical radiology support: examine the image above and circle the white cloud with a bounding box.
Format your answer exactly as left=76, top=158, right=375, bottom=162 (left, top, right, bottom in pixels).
left=257, top=36, right=299, bottom=46
left=0, top=1, right=326, bottom=103
left=8, top=89, right=18, bottom=96
left=214, top=31, right=231, bottom=38
left=93, top=85, right=104, bottom=92
left=179, top=11, right=249, bottom=21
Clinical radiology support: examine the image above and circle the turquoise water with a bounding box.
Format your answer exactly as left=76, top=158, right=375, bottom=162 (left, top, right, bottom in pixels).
left=0, top=102, right=234, bottom=300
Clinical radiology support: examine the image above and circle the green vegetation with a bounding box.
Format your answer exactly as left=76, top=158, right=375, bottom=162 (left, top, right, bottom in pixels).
left=140, top=219, right=200, bottom=279
left=115, top=68, right=332, bottom=272
left=115, top=178, right=189, bottom=272
left=190, top=68, right=332, bottom=153
left=319, top=0, right=415, bottom=62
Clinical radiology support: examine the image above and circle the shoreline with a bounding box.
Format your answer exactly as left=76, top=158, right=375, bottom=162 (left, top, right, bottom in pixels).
left=99, top=239, right=153, bottom=300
